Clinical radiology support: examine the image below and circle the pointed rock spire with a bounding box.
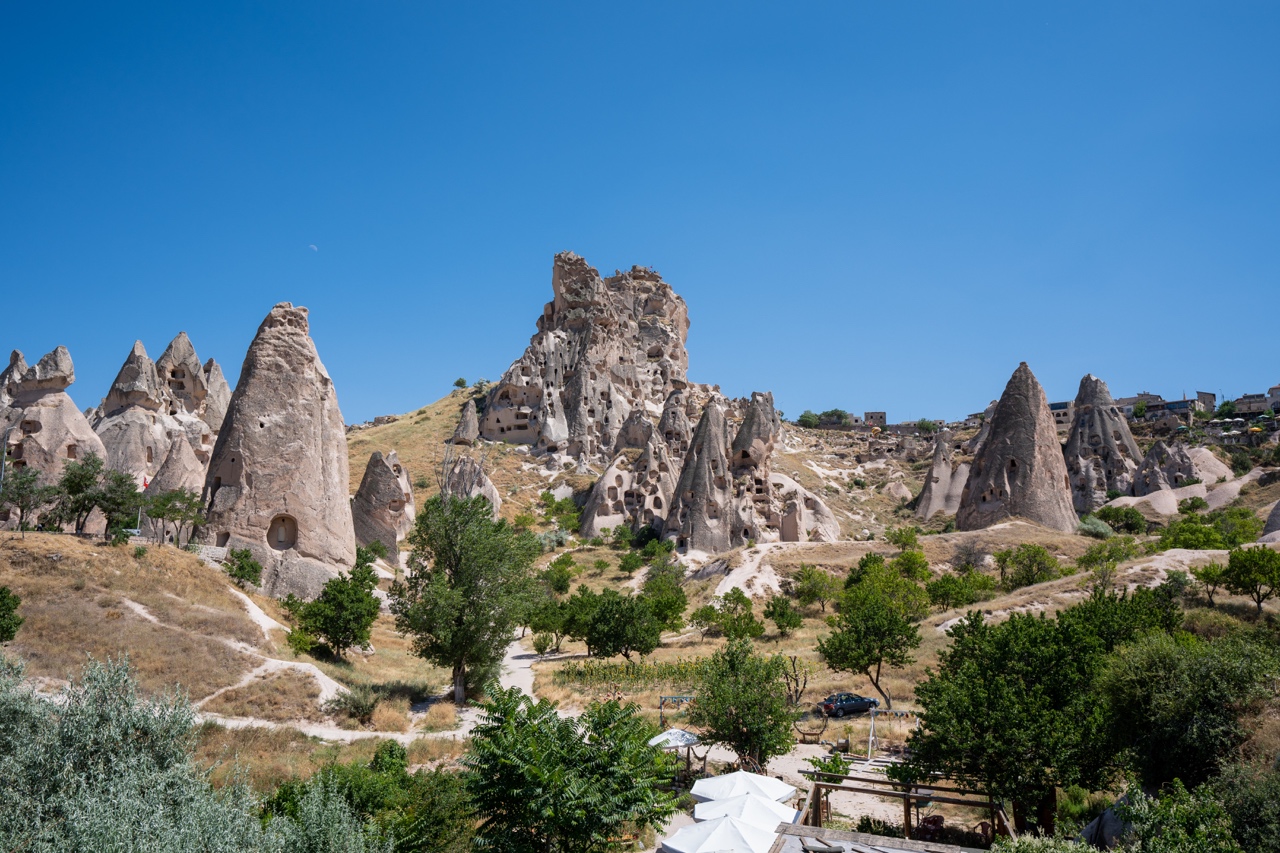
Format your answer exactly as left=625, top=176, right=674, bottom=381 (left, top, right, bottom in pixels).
left=664, top=400, right=734, bottom=553
left=1063, top=374, right=1143, bottom=513
left=450, top=399, right=479, bottom=446
left=156, top=332, right=208, bottom=415
left=0, top=346, right=105, bottom=483
left=104, top=341, right=164, bottom=413
left=957, top=363, right=1077, bottom=533
left=203, top=303, right=356, bottom=598
left=18, top=346, right=74, bottom=393
left=915, top=430, right=969, bottom=521
left=149, top=435, right=206, bottom=494
left=352, top=450, right=415, bottom=563
left=0, top=351, right=27, bottom=407
left=201, top=358, right=231, bottom=433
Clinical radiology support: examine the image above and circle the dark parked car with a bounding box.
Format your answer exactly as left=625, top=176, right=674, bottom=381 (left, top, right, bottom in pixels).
left=820, top=692, right=879, bottom=717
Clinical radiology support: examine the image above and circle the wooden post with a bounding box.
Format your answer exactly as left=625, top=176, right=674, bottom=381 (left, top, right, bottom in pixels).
left=903, top=785, right=912, bottom=839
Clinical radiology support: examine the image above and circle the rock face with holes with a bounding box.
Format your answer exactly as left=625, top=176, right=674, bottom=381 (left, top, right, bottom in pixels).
left=1132, top=441, right=1200, bottom=495
left=201, top=303, right=356, bottom=599
left=0, top=347, right=107, bottom=483
left=479, top=252, right=690, bottom=462
left=1063, top=374, right=1143, bottom=513
left=443, top=454, right=502, bottom=520
left=450, top=399, right=479, bottom=446
left=957, top=362, right=1077, bottom=533
left=662, top=392, right=839, bottom=552
left=915, top=430, right=969, bottom=520
left=351, top=450, right=415, bottom=564
left=201, top=358, right=231, bottom=434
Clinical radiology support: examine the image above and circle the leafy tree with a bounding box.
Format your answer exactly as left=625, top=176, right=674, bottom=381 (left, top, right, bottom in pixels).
left=926, top=569, right=996, bottom=609
left=916, top=418, right=939, bottom=435
left=689, top=604, right=721, bottom=640
left=0, top=587, right=21, bottom=642
left=885, top=525, right=920, bottom=550
left=687, top=640, right=795, bottom=767
left=224, top=548, right=262, bottom=588
left=144, top=488, right=205, bottom=547
left=584, top=589, right=661, bottom=660
left=1098, top=633, right=1276, bottom=790
left=792, top=564, right=841, bottom=612
left=1158, top=508, right=1263, bottom=552
left=1179, top=495, right=1210, bottom=514
left=1094, top=505, right=1146, bottom=535
left=96, top=469, right=144, bottom=539
left=1076, top=536, right=1139, bottom=590
left=1206, top=762, right=1280, bottom=853
left=995, top=543, right=1059, bottom=591
left=562, top=585, right=601, bottom=645
left=1223, top=545, right=1280, bottom=613
left=796, top=410, right=820, bottom=429
left=542, top=554, right=575, bottom=595
left=0, top=466, right=53, bottom=537
left=464, top=685, right=677, bottom=853
left=1077, top=515, right=1114, bottom=540
left=618, top=551, right=644, bottom=576
left=1191, top=562, right=1228, bottom=605
left=818, top=409, right=850, bottom=426
left=1133, top=400, right=1149, bottom=419
left=639, top=560, right=687, bottom=631
left=528, top=597, right=569, bottom=653
left=453, top=377, right=467, bottom=388
left=717, top=587, right=764, bottom=640
left=1215, top=399, right=1237, bottom=418
left=1114, top=781, right=1243, bottom=853
left=296, top=544, right=383, bottom=659
left=390, top=494, right=541, bottom=703
left=48, top=451, right=106, bottom=534
left=763, top=596, right=802, bottom=636
left=818, top=560, right=924, bottom=709
left=845, top=551, right=886, bottom=588
left=890, top=548, right=930, bottom=582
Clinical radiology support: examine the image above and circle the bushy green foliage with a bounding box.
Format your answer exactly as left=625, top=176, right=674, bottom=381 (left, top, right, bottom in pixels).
left=994, top=543, right=1060, bottom=591
left=47, top=451, right=107, bottom=534
left=324, top=685, right=382, bottom=726
left=0, top=587, right=21, bottom=643
left=224, top=548, right=263, bottom=588
left=796, top=410, right=820, bottom=429
left=453, top=377, right=467, bottom=388
left=553, top=657, right=706, bottom=691
left=1094, top=505, right=1146, bottom=535
left=539, top=491, right=580, bottom=531
left=818, top=558, right=925, bottom=708
left=1077, top=536, right=1139, bottom=590
left=792, top=564, right=841, bottom=612
left=1115, top=780, right=1243, bottom=853
left=1077, top=515, right=1114, bottom=539
left=294, top=545, right=382, bottom=659
left=716, top=587, right=765, bottom=640
left=465, top=685, right=677, bottom=853
left=639, top=560, right=687, bottom=631
left=687, top=640, right=795, bottom=766
left=618, top=551, right=644, bottom=575
left=688, top=604, right=721, bottom=639
left=390, top=494, right=541, bottom=702
left=763, top=596, right=802, bottom=636
left=925, top=569, right=996, bottom=609
left=845, top=551, right=886, bottom=588
left=1156, top=507, right=1263, bottom=552
left=1206, top=762, right=1280, bottom=853
left=1223, top=545, right=1280, bottom=613
left=1192, top=562, right=1228, bottom=605
left=890, top=548, right=930, bottom=581
left=0, top=466, right=54, bottom=537
left=583, top=589, right=661, bottom=660
left=1180, top=495, right=1210, bottom=514
left=884, top=525, right=920, bottom=550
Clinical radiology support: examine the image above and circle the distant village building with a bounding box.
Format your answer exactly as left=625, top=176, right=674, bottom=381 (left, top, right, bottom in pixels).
left=864, top=411, right=886, bottom=428
left=1197, top=391, right=1217, bottom=412
left=1236, top=393, right=1270, bottom=415
left=1268, top=385, right=1280, bottom=413
left=1048, top=401, right=1074, bottom=429
left=1114, top=392, right=1165, bottom=419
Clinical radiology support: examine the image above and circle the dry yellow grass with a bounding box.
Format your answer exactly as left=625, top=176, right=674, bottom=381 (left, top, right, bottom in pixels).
left=419, top=700, right=457, bottom=732
left=0, top=533, right=260, bottom=698
left=202, top=671, right=325, bottom=723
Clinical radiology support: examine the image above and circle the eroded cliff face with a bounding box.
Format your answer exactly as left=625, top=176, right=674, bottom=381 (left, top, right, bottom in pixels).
left=1063, top=374, right=1143, bottom=513
left=351, top=450, right=415, bottom=564
left=0, top=347, right=106, bottom=485
left=202, top=303, right=356, bottom=599
left=480, top=252, right=690, bottom=463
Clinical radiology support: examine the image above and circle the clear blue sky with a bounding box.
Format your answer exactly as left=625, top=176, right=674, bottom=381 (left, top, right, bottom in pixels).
left=3, top=3, right=1277, bottom=424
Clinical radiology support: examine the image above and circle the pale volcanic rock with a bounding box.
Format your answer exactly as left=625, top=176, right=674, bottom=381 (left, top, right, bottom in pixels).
left=443, top=455, right=501, bottom=519
left=201, top=358, right=231, bottom=433
left=656, top=390, right=694, bottom=458
left=1133, top=441, right=1202, bottom=495
left=450, top=399, right=479, bottom=446
left=665, top=399, right=735, bottom=553
left=964, top=401, right=998, bottom=454
left=1262, top=501, right=1280, bottom=542
left=730, top=392, right=780, bottom=473
left=156, top=332, right=208, bottom=417
left=202, top=303, right=356, bottom=599
left=141, top=436, right=207, bottom=544
left=1063, top=374, right=1143, bottom=513
left=351, top=450, right=415, bottom=563
left=1, top=347, right=107, bottom=483
left=480, top=252, right=690, bottom=462
left=103, top=341, right=165, bottom=412
left=772, top=472, right=842, bottom=542
left=885, top=481, right=913, bottom=502
left=94, top=342, right=173, bottom=483
left=957, top=362, right=1078, bottom=533
left=1186, top=447, right=1234, bottom=484
left=0, top=351, right=27, bottom=408
left=915, top=430, right=969, bottom=521
left=581, top=416, right=680, bottom=538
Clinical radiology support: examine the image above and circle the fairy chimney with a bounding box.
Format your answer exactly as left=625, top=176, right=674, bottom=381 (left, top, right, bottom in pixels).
left=1063, top=374, right=1143, bottom=513
left=351, top=450, right=415, bottom=564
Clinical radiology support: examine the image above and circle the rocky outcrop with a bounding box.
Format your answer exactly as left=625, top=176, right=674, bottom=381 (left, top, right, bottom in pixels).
left=772, top=472, right=842, bottom=543
left=964, top=401, right=998, bottom=454
left=0, top=347, right=107, bottom=483
left=450, top=399, right=479, bottom=446
left=202, top=358, right=231, bottom=433
left=480, top=252, right=690, bottom=462
left=351, top=450, right=415, bottom=563
left=581, top=412, right=680, bottom=537
left=156, top=332, right=208, bottom=417
left=202, top=303, right=356, bottom=599
left=443, top=454, right=501, bottom=519
left=0, top=351, right=27, bottom=408
left=1133, top=441, right=1197, bottom=495
left=1063, top=374, right=1143, bottom=513
left=93, top=342, right=172, bottom=483
left=915, top=430, right=969, bottom=520
left=1262, top=502, right=1280, bottom=543
left=665, top=400, right=735, bottom=553
left=150, top=435, right=206, bottom=494
left=957, top=363, right=1077, bottom=533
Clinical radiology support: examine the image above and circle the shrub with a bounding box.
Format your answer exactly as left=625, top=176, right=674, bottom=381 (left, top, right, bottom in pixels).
left=618, top=552, right=644, bottom=576
left=287, top=628, right=315, bottom=655
left=132, top=545, right=147, bottom=559
left=852, top=477, right=868, bottom=489
left=1077, top=515, right=1114, bottom=540
left=224, top=549, right=262, bottom=588
left=1179, top=495, right=1210, bottom=514
left=453, top=377, right=467, bottom=388
left=885, top=526, right=920, bottom=550
left=763, top=596, right=802, bottom=636
left=1094, top=505, right=1146, bottom=535
left=0, top=587, right=22, bottom=643
left=994, top=544, right=1059, bottom=591
left=796, top=411, right=820, bottom=428
left=890, top=549, right=930, bottom=582
left=326, top=685, right=381, bottom=725
left=926, top=570, right=997, bottom=609
left=532, top=633, right=553, bottom=656
left=512, top=512, right=536, bottom=530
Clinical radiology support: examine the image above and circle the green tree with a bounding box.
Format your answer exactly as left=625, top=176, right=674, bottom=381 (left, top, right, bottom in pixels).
left=298, top=544, right=383, bottom=659
left=1179, top=496, right=1210, bottom=514
left=584, top=589, right=661, bottom=660
left=617, top=550, right=643, bottom=576
left=885, top=525, right=920, bottom=550
left=890, top=548, right=930, bottom=582
left=995, top=543, right=1059, bottom=591
left=1133, top=399, right=1149, bottom=419
left=96, top=469, right=143, bottom=539
left=1191, top=562, right=1228, bottom=606
left=1114, top=781, right=1243, bottom=853
left=717, top=587, right=764, bottom=640
left=1215, top=400, right=1236, bottom=419
left=916, top=418, right=939, bottom=435
left=926, top=569, right=996, bottom=609
left=0, top=466, right=53, bottom=537
left=1223, top=545, right=1280, bottom=613
left=689, top=604, right=721, bottom=640
left=818, top=409, right=850, bottom=426
left=1094, top=505, right=1146, bottom=535
left=763, top=596, right=802, bottom=636
left=146, top=487, right=206, bottom=548
left=390, top=494, right=541, bottom=703
left=817, top=560, right=924, bottom=709
left=639, top=560, right=687, bottom=631
left=48, top=451, right=106, bottom=534
left=224, top=548, right=262, bottom=588
left=453, top=377, right=467, bottom=388
left=845, top=551, right=886, bottom=588
left=796, top=410, right=820, bottom=429
left=1206, top=762, right=1280, bottom=853
left=0, top=586, right=22, bottom=642
left=792, top=564, right=840, bottom=612
left=1076, top=536, right=1139, bottom=590
left=464, top=685, right=677, bottom=853
left=687, top=640, right=795, bottom=767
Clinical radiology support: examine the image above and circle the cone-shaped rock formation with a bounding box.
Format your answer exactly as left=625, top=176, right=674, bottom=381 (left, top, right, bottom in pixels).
left=202, top=303, right=356, bottom=598
left=352, top=450, right=415, bottom=564
left=1063, top=374, right=1143, bottom=513
left=957, top=363, right=1077, bottom=533
left=915, top=430, right=969, bottom=521
left=0, top=347, right=106, bottom=484
left=450, top=399, right=479, bottom=446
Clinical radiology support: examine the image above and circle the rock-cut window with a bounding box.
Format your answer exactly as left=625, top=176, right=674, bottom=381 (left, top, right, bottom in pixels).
left=267, top=515, right=298, bottom=550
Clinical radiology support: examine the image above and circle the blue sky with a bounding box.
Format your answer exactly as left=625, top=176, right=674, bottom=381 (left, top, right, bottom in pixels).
left=2, top=3, right=1277, bottom=424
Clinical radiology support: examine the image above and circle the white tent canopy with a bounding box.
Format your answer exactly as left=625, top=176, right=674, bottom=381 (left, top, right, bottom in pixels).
left=661, top=815, right=777, bottom=853
left=649, top=728, right=701, bottom=749
left=690, top=770, right=797, bottom=803
left=693, top=793, right=800, bottom=830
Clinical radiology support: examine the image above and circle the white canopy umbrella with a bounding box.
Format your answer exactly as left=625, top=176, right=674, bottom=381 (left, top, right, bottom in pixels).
left=693, top=793, right=800, bottom=830
left=662, top=815, right=777, bottom=853
left=649, top=728, right=701, bottom=749
left=690, top=770, right=797, bottom=803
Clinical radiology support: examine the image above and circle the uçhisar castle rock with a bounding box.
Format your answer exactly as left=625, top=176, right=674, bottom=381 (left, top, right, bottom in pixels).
left=1063, top=374, right=1143, bottom=513
left=351, top=450, right=415, bottom=563
left=202, top=303, right=356, bottom=598
left=957, top=362, right=1077, bottom=533
left=92, top=334, right=230, bottom=485
left=0, top=347, right=106, bottom=482
left=915, top=430, right=969, bottom=521
left=479, top=252, right=690, bottom=463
